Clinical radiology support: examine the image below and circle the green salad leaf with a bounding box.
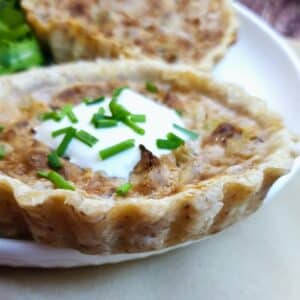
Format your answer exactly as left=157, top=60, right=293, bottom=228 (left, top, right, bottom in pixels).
left=0, top=0, right=44, bottom=74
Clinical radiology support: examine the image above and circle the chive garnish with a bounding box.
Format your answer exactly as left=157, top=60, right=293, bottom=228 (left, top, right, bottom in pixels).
left=75, top=130, right=98, bottom=147
left=116, top=183, right=132, bottom=196
left=56, top=127, right=76, bottom=156
left=129, top=114, right=146, bottom=123
left=123, top=117, right=145, bottom=135
left=99, top=139, right=135, bottom=160
left=145, top=81, right=158, bottom=93
left=0, top=125, right=4, bottom=133
left=156, top=132, right=185, bottom=150
left=173, top=124, right=199, bottom=140
left=52, top=126, right=73, bottom=137
left=37, top=170, right=75, bottom=190
left=47, top=151, right=62, bottom=169
left=62, top=104, right=78, bottom=123
left=83, top=96, right=105, bottom=105
left=93, top=119, right=118, bottom=128
left=40, top=110, right=64, bottom=122
left=112, top=86, right=128, bottom=99
left=109, top=87, right=146, bottom=135
left=0, top=145, right=6, bottom=159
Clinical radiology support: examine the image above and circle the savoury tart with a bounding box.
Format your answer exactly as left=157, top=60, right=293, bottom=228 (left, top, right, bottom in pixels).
left=0, top=60, right=297, bottom=254
left=21, top=0, right=237, bottom=70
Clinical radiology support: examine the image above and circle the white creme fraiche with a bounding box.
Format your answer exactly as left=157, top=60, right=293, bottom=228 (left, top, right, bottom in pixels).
left=35, top=89, right=188, bottom=179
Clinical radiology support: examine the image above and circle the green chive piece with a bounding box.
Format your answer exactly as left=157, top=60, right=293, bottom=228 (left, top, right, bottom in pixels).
left=51, top=126, right=73, bottom=137
left=0, top=145, right=6, bottom=159
left=124, top=117, right=145, bottom=135
left=94, top=119, right=118, bottom=128
left=56, top=127, right=76, bottom=156
left=0, top=125, right=4, bottom=133
left=47, top=151, right=62, bottom=169
left=37, top=170, right=75, bottom=190
left=156, top=132, right=185, bottom=150
left=40, top=110, right=64, bottom=122
left=116, top=183, right=132, bottom=196
left=173, top=124, right=199, bottom=140
left=99, top=139, right=135, bottom=160
left=37, top=170, right=49, bottom=178
left=175, top=110, right=183, bottom=117
left=129, top=114, right=146, bottom=123
left=145, top=81, right=158, bottom=93
left=83, top=96, right=105, bottom=105
left=62, top=104, right=78, bottom=123
left=75, top=130, right=98, bottom=147
left=166, top=132, right=185, bottom=145
left=112, top=86, right=128, bottom=99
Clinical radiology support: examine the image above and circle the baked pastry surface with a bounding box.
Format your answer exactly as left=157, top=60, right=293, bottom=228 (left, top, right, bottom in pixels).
left=0, top=60, right=297, bottom=254
left=21, top=0, right=237, bottom=70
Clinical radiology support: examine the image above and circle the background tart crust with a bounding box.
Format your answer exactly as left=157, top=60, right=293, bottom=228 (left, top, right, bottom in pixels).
left=0, top=60, right=297, bottom=254
left=21, top=0, right=237, bottom=70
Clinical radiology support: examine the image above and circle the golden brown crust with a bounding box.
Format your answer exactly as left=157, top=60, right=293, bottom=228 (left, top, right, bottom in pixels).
left=21, top=0, right=238, bottom=70
left=0, top=60, right=297, bottom=254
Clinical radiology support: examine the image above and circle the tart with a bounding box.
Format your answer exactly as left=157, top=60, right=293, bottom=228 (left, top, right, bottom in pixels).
left=0, top=60, right=297, bottom=254
left=21, top=0, right=237, bottom=70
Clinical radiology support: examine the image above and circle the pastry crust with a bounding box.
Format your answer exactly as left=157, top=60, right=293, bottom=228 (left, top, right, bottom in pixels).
left=21, top=0, right=237, bottom=70
left=0, top=60, right=297, bottom=254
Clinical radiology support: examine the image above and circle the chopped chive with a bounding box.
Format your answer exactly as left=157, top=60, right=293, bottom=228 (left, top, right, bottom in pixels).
left=166, top=132, right=185, bottom=145
left=124, top=117, right=145, bottom=135
left=175, top=110, right=183, bottom=117
left=62, top=104, right=78, bottom=123
left=99, top=139, right=135, bottom=160
left=145, top=81, right=158, bottom=93
left=0, top=145, right=6, bottom=160
left=156, top=139, right=181, bottom=150
left=173, top=124, right=199, bottom=140
left=129, top=114, right=146, bottom=123
left=116, top=183, right=132, bottom=196
left=37, top=170, right=49, bottom=178
left=83, top=96, right=105, bottom=105
left=47, top=151, right=62, bottom=169
left=56, top=127, right=76, bottom=156
left=52, top=126, right=73, bottom=137
left=37, top=170, right=75, bottom=190
left=0, top=125, right=4, bottom=133
left=97, top=107, right=106, bottom=115
left=40, top=110, right=64, bottom=122
left=112, top=86, right=128, bottom=99
left=75, top=130, right=98, bottom=147
left=93, top=119, right=118, bottom=128
left=109, top=101, right=131, bottom=120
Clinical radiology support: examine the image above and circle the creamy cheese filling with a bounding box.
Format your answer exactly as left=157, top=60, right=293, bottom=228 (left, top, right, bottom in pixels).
left=35, top=89, right=187, bottom=179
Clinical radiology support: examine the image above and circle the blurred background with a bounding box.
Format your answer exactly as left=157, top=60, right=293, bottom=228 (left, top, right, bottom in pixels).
left=239, top=0, right=300, bottom=38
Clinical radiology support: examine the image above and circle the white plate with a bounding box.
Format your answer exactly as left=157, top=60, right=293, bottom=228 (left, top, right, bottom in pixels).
left=1, top=3, right=300, bottom=268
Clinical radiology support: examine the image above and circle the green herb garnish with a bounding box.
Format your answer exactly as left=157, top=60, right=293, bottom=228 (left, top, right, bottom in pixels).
left=93, top=119, right=118, bottom=128
left=0, top=145, right=6, bottom=159
left=40, top=110, right=64, bottom=122
left=123, top=117, right=145, bottom=135
left=47, top=151, right=62, bottom=169
left=75, top=130, right=98, bottom=147
left=62, top=104, right=78, bottom=123
left=0, top=125, right=4, bottom=133
left=156, top=132, right=185, bottom=150
left=83, top=96, right=105, bottom=105
left=37, top=170, right=75, bottom=190
left=51, top=126, right=73, bottom=137
left=173, top=124, right=199, bottom=140
left=99, top=139, right=135, bottom=160
left=129, top=114, right=146, bottom=123
left=116, top=182, right=132, bottom=196
left=145, top=81, right=158, bottom=93
left=56, top=127, right=76, bottom=156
